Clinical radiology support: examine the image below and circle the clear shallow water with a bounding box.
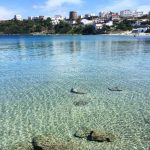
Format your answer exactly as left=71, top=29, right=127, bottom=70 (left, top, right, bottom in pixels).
left=0, top=35, right=150, bottom=149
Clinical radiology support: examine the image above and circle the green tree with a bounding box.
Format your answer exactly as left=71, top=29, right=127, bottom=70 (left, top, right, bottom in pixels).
left=35, top=25, right=42, bottom=32
left=82, top=25, right=96, bottom=35
left=69, top=25, right=84, bottom=34
left=55, top=21, right=72, bottom=34
left=97, top=25, right=111, bottom=34
left=45, top=18, right=53, bottom=32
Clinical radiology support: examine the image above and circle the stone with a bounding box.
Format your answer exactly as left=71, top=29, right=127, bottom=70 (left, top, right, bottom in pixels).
left=70, top=88, right=86, bottom=94
left=32, top=135, right=69, bottom=150
left=88, top=131, right=115, bottom=142
left=71, top=88, right=78, bottom=93
left=74, top=128, right=115, bottom=142
left=73, top=101, right=89, bottom=106
left=108, top=87, right=122, bottom=92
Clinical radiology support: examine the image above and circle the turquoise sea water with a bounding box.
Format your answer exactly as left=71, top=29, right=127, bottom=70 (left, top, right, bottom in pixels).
left=0, top=35, right=150, bottom=149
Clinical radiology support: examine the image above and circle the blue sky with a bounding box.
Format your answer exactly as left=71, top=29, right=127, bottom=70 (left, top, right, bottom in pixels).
left=0, top=0, right=150, bottom=20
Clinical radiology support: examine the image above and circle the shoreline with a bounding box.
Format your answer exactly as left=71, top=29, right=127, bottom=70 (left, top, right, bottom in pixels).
left=108, top=32, right=150, bottom=36
left=0, top=33, right=150, bottom=36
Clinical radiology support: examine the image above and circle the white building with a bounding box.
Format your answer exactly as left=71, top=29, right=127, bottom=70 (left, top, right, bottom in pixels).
left=120, top=10, right=133, bottom=18
left=93, top=18, right=101, bottom=24
left=132, top=28, right=148, bottom=33
left=28, top=16, right=33, bottom=20
left=111, top=13, right=120, bottom=22
left=94, top=23, right=103, bottom=30
left=51, top=18, right=59, bottom=25
left=81, top=19, right=93, bottom=25
left=14, top=15, right=22, bottom=21
left=133, top=10, right=143, bottom=18
left=54, top=15, right=64, bottom=20
left=105, top=21, right=113, bottom=26
left=51, top=15, right=64, bottom=25
left=85, top=13, right=97, bottom=18
left=99, top=11, right=111, bottom=19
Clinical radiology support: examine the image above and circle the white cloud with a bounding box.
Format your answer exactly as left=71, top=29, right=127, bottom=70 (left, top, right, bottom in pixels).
left=101, top=0, right=137, bottom=11
left=0, top=6, right=16, bottom=20
left=33, top=0, right=83, bottom=10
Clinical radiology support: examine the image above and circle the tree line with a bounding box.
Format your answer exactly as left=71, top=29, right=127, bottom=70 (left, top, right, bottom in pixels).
left=0, top=18, right=149, bottom=34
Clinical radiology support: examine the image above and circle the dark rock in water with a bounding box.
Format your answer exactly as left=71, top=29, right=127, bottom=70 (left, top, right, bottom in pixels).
left=87, top=131, right=115, bottom=142
left=108, top=87, right=122, bottom=92
left=32, top=135, right=83, bottom=150
left=74, top=127, right=91, bottom=138
left=73, top=101, right=89, bottom=106
left=3, top=143, right=32, bottom=150
left=32, top=135, right=66, bottom=150
left=74, top=128, right=115, bottom=142
left=71, top=88, right=78, bottom=93
left=70, top=88, right=86, bottom=94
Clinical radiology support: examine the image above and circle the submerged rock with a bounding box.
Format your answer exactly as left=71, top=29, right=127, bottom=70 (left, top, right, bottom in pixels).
left=108, top=87, right=122, bottom=92
left=88, top=131, right=115, bottom=142
left=32, top=135, right=67, bottom=150
left=3, top=143, right=32, bottom=150
left=70, top=88, right=86, bottom=94
left=74, top=128, right=115, bottom=142
left=73, top=101, right=89, bottom=106
left=32, top=135, right=83, bottom=150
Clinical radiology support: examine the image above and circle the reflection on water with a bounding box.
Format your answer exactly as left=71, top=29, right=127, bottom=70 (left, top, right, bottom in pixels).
left=0, top=35, right=150, bottom=149
left=0, top=35, right=150, bottom=62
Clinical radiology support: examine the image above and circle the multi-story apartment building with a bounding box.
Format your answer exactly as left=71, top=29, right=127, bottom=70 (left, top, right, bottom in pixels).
left=120, top=10, right=133, bottom=18
left=81, top=19, right=93, bottom=25
left=14, top=15, right=22, bottom=21
left=99, top=11, right=112, bottom=20
left=85, top=13, right=97, bottom=19
left=28, top=16, right=33, bottom=21
left=111, top=13, right=120, bottom=22
left=51, top=15, right=64, bottom=25
left=133, top=10, right=143, bottom=18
